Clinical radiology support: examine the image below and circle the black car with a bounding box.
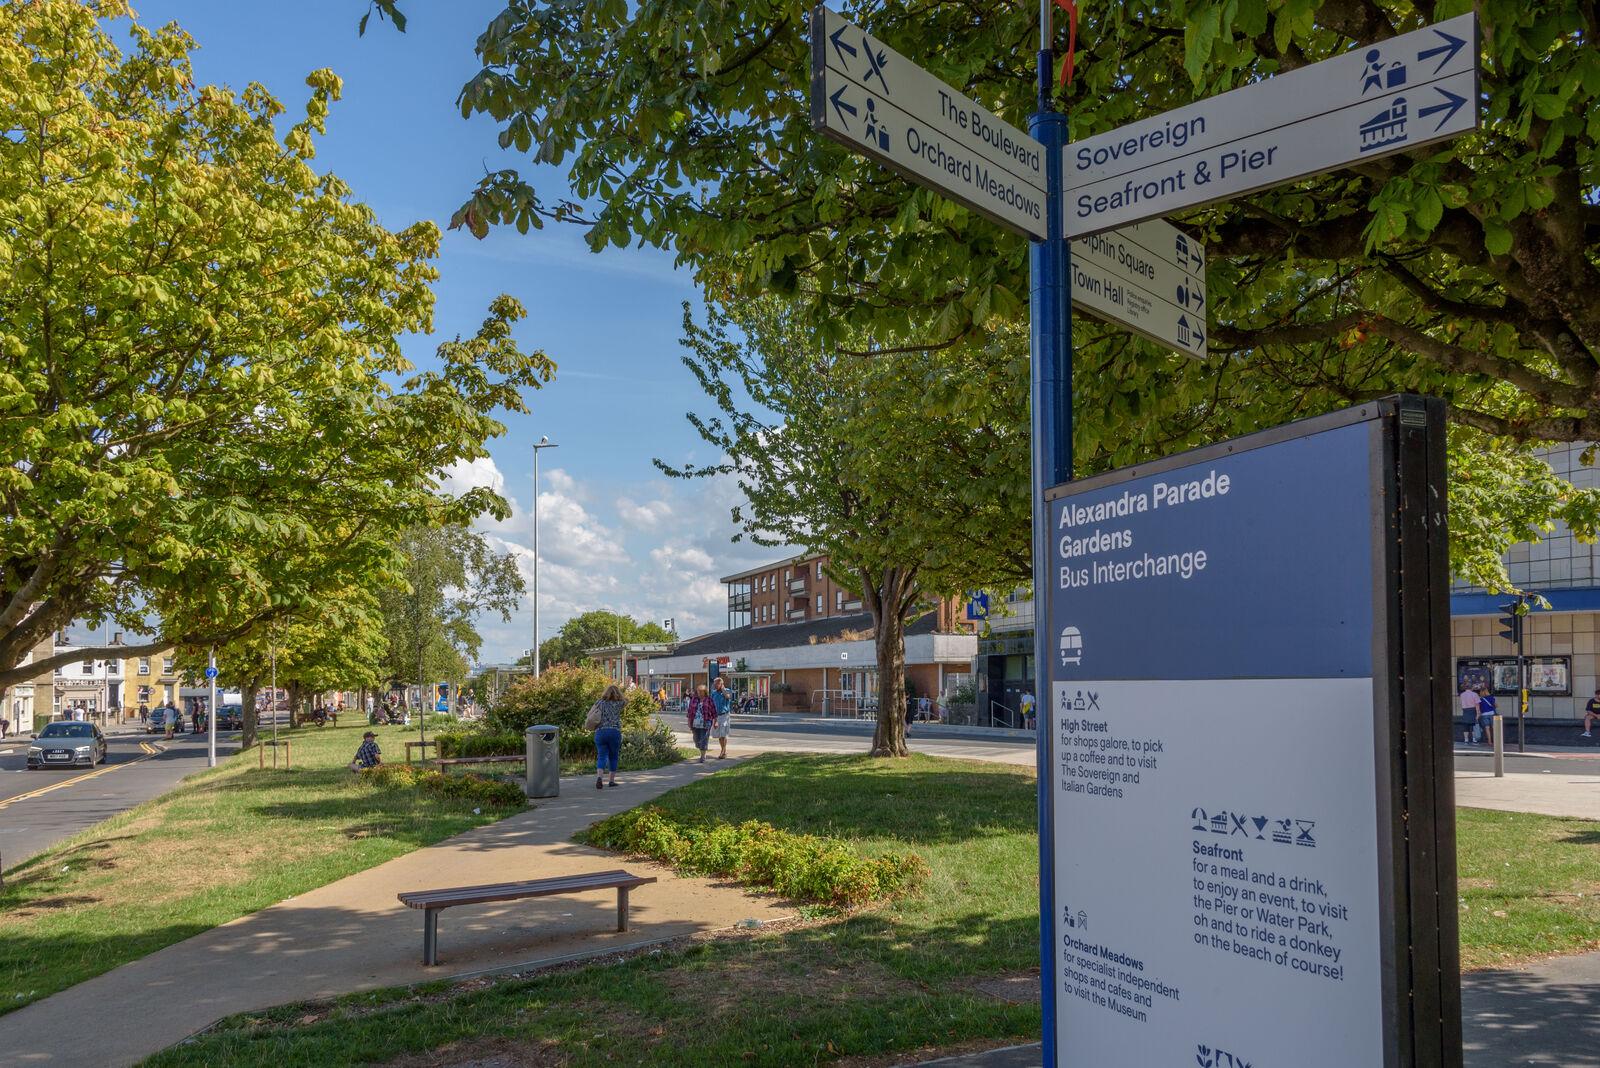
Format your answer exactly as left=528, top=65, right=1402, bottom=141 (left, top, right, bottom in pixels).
left=27, top=721, right=108, bottom=768
left=216, top=704, right=243, bottom=730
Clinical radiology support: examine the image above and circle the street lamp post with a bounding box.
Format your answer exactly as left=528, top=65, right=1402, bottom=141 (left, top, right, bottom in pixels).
left=532, top=436, right=559, bottom=678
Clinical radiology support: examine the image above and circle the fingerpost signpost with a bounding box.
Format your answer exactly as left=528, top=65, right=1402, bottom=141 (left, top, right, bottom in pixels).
left=809, top=7, right=1479, bottom=1065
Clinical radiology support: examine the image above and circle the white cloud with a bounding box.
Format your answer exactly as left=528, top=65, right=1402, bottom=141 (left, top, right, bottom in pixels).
left=617, top=496, right=674, bottom=530
left=446, top=457, right=798, bottom=664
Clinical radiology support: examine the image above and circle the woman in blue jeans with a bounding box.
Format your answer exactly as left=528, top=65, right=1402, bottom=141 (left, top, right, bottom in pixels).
left=588, top=684, right=626, bottom=789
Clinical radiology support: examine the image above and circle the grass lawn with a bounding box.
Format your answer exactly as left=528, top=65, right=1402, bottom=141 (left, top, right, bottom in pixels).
left=0, top=720, right=520, bottom=1014
left=1456, top=807, right=1600, bottom=969
left=62, top=755, right=1600, bottom=1066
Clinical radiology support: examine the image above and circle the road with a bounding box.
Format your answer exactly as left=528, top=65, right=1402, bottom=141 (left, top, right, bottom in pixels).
left=0, top=727, right=238, bottom=872
left=693, top=716, right=1600, bottom=777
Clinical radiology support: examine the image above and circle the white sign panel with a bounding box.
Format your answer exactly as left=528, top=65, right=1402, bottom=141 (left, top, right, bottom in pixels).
left=811, top=5, right=1048, bottom=239
left=1072, top=221, right=1206, bottom=357
left=1064, top=13, right=1479, bottom=236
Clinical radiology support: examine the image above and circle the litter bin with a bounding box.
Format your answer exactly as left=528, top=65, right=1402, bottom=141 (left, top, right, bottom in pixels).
left=524, top=724, right=560, bottom=798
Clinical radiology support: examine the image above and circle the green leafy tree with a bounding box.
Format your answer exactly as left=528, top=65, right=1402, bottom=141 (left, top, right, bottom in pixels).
left=661, top=301, right=1029, bottom=756
left=378, top=525, right=525, bottom=700
left=530, top=610, right=673, bottom=668
left=422, top=0, right=1600, bottom=593
left=0, top=1, right=553, bottom=691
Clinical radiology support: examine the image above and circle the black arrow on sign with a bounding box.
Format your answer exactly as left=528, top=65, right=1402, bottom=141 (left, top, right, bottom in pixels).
left=1418, top=86, right=1467, bottom=131
left=1416, top=28, right=1467, bottom=76
left=829, top=86, right=858, bottom=131
left=829, top=24, right=856, bottom=70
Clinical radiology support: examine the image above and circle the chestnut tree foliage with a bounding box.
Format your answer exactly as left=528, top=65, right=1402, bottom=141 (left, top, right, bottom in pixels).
left=661, top=302, right=1029, bottom=756
left=411, top=0, right=1600, bottom=592
left=0, top=2, right=553, bottom=690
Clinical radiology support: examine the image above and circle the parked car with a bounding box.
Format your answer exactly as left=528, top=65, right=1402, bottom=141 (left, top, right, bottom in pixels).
left=216, top=704, right=243, bottom=730
left=147, top=706, right=178, bottom=734
left=27, top=721, right=108, bottom=768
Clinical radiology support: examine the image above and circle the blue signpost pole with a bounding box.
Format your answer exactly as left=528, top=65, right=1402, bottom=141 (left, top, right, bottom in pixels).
left=1031, top=8, right=1072, bottom=1063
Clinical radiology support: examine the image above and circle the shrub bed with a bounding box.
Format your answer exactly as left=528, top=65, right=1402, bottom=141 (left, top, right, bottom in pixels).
left=364, top=764, right=526, bottom=808
left=583, top=805, right=926, bottom=907
left=434, top=724, right=682, bottom=770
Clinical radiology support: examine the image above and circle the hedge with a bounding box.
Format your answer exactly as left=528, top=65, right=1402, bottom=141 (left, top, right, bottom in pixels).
left=363, top=764, right=526, bottom=808
left=583, top=806, right=926, bottom=907
left=435, top=724, right=682, bottom=769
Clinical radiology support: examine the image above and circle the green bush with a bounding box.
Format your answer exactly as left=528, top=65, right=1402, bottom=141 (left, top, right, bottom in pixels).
left=486, top=664, right=654, bottom=735
left=435, top=730, right=524, bottom=759
left=584, top=806, right=926, bottom=907
left=360, top=763, right=525, bottom=808
left=620, top=723, right=683, bottom=767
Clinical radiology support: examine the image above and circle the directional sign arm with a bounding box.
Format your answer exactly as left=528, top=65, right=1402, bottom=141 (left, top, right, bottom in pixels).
left=828, top=85, right=857, bottom=130
left=828, top=22, right=856, bottom=69
left=1417, top=87, right=1466, bottom=131
left=1417, top=28, right=1467, bottom=75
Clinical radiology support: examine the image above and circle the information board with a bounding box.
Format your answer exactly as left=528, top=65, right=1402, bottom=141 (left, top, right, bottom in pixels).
left=1043, top=397, right=1460, bottom=1067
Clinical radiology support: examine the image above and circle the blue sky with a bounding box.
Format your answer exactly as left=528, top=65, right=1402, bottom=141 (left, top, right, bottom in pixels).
left=116, top=1, right=784, bottom=660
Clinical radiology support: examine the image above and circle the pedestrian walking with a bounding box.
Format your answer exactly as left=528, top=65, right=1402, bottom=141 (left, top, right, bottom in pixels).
left=164, top=703, right=178, bottom=741
left=585, top=683, right=626, bottom=789
left=710, top=676, right=732, bottom=759
left=1020, top=690, right=1036, bottom=730
left=1477, top=686, right=1497, bottom=745
left=686, top=685, right=717, bottom=763
left=0, top=715, right=9, bottom=739
left=1458, top=682, right=1481, bottom=743
left=138, top=703, right=149, bottom=726
left=1582, top=688, right=1600, bottom=738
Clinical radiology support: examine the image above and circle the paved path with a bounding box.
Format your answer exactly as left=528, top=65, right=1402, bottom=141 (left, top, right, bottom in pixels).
left=0, top=758, right=789, bottom=1067
left=1455, top=769, right=1600, bottom=819
left=0, top=731, right=237, bottom=871
left=912, top=949, right=1600, bottom=1065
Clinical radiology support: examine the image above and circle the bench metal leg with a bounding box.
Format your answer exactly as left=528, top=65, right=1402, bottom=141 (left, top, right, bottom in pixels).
left=422, top=908, right=440, bottom=966
left=617, top=886, right=630, bottom=932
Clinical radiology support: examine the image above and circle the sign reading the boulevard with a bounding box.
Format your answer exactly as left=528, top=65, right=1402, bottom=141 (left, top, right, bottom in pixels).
left=1064, top=13, right=1479, bottom=237
left=810, top=5, right=1048, bottom=239
left=1072, top=220, right=1207, bottom=357
left=1043, top=399, right=1459, bottom=1066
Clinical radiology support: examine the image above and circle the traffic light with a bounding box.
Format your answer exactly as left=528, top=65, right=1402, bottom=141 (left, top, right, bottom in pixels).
left=1497, top=600, right=1524, bottom=646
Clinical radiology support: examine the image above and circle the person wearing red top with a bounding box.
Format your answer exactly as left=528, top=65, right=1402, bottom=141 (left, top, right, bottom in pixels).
left=686, top=684, right=716, bottom=763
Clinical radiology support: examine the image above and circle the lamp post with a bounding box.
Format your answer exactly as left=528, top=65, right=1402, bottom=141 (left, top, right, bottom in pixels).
left=532, top=435, right=559, bottom=678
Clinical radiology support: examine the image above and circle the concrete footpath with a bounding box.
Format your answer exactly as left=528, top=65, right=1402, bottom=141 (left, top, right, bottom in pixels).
left=1455, top=769, right=1600, bottom=819
left=915, top=949, right=1600, bottom=1066
left=0, top=759, right=789, bottom=1067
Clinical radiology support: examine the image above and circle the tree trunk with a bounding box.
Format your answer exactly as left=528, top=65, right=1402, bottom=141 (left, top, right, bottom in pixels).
left=287, top=681, right=301, bottom=729
left=870, top=607, right=910, bottom=756
left=241, top=682, right=258, bottom=749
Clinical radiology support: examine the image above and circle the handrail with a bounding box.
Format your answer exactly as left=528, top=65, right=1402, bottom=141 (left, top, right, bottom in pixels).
left=989, top=700, right=1018, bottom=729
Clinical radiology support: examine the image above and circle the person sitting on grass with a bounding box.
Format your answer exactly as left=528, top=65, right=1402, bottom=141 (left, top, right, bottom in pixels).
left=352, top=730, right=382, bottom=770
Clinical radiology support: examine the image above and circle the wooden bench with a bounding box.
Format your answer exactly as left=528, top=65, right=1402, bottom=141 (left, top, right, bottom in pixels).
left=397, top=870, right=658, bottom=966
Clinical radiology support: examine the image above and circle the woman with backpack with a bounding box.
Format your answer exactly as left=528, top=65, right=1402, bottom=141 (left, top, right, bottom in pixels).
left=686, top=684, right=717, bottom=763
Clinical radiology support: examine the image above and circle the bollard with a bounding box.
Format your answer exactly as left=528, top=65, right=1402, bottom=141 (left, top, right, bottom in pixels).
left=1492, top=714, right=1504, bottom=777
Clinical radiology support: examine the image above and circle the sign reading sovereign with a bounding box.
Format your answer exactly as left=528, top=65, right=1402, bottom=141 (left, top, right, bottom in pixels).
left=810, top=5, right=1048, bottom=239
left=1072, top=220, right=1207, bottom=358
left=1064, top=13, right=1479, bottom=237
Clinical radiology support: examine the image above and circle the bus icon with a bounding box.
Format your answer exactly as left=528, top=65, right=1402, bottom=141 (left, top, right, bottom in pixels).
left=1060, top=626, right=1083, bottom=666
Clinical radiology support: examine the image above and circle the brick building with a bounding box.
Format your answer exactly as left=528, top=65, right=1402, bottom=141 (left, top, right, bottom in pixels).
left=605, top=552, right=976, bottom=714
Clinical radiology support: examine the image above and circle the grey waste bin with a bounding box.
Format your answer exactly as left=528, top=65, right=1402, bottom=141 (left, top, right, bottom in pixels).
left=524, top=724, right=560, bottom=798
